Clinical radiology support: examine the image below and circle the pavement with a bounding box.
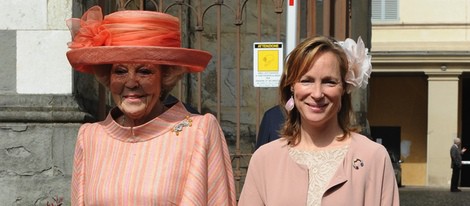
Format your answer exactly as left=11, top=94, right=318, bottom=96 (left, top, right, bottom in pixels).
left=400, top=186, right=470, bottom=206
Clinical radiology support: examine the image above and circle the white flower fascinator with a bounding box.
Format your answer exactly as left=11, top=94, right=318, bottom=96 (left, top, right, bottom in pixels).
left=336, top=37, right=372, bottom=93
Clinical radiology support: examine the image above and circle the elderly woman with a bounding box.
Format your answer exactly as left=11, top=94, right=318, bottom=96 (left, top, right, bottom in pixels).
left=239, top=36, right=399, bottom=205
left=66, top=6, right=235, bottom=205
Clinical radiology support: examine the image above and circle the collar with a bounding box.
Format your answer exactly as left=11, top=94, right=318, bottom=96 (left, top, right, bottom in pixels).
left=100, top=102, right=191, bottom=143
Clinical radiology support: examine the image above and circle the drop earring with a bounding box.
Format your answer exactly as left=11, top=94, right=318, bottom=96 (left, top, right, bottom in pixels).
left=285, top=96, right=294, bottom=111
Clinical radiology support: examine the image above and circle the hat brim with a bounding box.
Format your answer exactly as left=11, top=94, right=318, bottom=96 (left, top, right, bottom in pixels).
left=66, top=46, right=212, bottom=73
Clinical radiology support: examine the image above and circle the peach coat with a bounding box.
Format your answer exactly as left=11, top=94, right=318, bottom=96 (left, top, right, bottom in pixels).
left=71, top=102, right=236, bottom=206
left=238, top=132, right=399, bottom=206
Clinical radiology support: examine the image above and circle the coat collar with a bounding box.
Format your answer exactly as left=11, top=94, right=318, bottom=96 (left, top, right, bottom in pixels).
left=100, top=102, right=191, bottom=142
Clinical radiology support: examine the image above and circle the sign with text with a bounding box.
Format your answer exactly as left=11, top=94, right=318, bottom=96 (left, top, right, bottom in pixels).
left=253, top=42, right=283, bottom=87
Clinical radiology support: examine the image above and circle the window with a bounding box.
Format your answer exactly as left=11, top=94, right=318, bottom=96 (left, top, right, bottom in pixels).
left=372, top=0, right=399, bottom=21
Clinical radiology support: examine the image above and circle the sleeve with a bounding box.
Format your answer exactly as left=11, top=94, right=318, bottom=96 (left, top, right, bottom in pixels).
left=451, top=146, right=461, bottom=168
left=255, top=111, right=271, bottom=150
left=378, top=148, right=400, bottom=206
left=255, top=106, right=284, bottom=150
left=238, top=150, right=265, bottom=206
left=205, top=115, right=237, bottom=206
left=71, top=125, right=86, bottom=206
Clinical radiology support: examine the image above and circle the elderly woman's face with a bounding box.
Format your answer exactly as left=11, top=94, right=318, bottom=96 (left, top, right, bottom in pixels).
left=292, top=51, right=344, bottom=128
left=109, top=63, right=162, bottom=121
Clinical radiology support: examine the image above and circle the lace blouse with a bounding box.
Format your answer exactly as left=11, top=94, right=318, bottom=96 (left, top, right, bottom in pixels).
left=289, top=145, right=349, bottom=206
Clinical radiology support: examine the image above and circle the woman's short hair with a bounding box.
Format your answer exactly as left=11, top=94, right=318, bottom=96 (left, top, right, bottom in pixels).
left=278, top=36, right=354, bottom=146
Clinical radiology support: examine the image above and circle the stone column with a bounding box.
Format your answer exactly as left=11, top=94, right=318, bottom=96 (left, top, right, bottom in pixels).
left=426, top=71, right=461, bottom=186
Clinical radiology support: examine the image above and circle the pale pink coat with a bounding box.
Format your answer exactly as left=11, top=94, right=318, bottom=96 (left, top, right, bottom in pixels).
left=238, top=132, right=399, bottom=206
left=71, top=102, right=236, bottom=205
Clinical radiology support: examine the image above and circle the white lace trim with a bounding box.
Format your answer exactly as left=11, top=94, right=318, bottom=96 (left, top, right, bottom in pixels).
left=289, top=145, right=349, bottom=206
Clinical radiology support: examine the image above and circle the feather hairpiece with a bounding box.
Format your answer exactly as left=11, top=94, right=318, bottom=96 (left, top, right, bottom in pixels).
left=336, top=37, right=372, bottom=93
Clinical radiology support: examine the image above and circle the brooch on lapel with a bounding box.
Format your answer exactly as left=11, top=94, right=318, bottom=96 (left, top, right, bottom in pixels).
left=172, top=116, right=192, bottom=136
left=352, top=158, right=364, bottom=170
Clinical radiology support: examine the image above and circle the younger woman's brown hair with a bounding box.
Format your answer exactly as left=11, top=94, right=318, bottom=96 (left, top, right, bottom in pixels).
left=279, top=36, right=354, bottom=146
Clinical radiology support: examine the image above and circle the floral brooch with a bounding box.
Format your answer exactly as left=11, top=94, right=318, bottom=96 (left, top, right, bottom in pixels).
left=172, top=116, right=193, bottom=136
left=352, top=158, right=364, bottom=170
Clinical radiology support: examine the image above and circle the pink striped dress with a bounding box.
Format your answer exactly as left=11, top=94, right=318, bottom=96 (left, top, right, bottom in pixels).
left=71, top=102, right=236, bottom=205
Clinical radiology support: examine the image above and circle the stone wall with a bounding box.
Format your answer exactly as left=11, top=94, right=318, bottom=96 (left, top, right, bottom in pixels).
left=0, top=123, right=78, bottom=205
left=0, top=94, right=90, bottom=204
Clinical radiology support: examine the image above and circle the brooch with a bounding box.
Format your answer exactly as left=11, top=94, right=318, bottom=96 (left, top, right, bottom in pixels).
left=352, top=158, right=364, bottom=170
left=172, top=116, right=192, bottom=136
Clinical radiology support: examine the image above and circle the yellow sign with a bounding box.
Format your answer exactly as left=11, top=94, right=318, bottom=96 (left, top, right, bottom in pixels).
left=258, top=50, right=279, bottom=72
left=253, top=42, right=283, bottom=87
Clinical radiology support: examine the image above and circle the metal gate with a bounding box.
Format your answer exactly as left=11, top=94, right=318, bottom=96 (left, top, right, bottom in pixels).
left=76, top=0, right=353, bottom=197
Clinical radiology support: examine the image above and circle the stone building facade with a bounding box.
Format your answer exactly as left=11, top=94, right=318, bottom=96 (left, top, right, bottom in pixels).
left=369, top=0, right=470, bottom=187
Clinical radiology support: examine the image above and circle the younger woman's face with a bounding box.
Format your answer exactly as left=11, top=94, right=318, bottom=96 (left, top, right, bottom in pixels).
left=292, top=51, right=344, bottom=128
left=109, top=63, right=162, bottom=122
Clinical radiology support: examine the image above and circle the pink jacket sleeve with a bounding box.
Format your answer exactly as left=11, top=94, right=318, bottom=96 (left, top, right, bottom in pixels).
left=238, top=148, right=265, bottom=205
left=206, top=115, right=237, bottom=206
left=180, top=114, right=237, bottom=206
left=379, top=149, right=400, bottom=205
left=71, top=125, right=86, bottom=206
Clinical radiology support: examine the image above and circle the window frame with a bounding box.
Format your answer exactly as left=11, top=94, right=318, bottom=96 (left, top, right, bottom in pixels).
left=371, top=0, right=400, bottom=23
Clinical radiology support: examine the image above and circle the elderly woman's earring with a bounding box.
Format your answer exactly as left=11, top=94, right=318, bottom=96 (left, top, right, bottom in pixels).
left=285, top=96, right=294, bottom=111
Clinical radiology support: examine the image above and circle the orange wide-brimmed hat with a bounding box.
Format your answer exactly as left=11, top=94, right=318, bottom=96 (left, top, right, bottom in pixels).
left=66, top=6, right=212, bottom=73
